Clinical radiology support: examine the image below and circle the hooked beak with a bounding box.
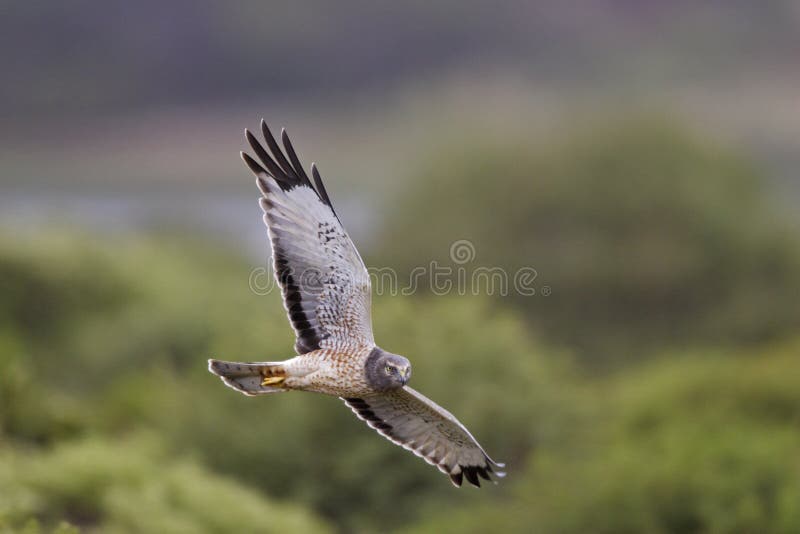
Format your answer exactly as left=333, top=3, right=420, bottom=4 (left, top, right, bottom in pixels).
left=401, top=366, right=412, bottom=385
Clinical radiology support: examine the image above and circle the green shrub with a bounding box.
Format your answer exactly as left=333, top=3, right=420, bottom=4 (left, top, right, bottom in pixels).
left=4, top=231, right=798, bottom=533
left=0, top=435, right=332, bottom=534
left=0, top=233, right=570, bottom=532
left=374, top=117, right=800, bottom=364
left=406, top=341, right=800, bottom=534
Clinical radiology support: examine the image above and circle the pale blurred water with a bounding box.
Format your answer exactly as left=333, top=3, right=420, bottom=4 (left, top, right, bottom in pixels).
left=0, top=190, right=373, bottom=261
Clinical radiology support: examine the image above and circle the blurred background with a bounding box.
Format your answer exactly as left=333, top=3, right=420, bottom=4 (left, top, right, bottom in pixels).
left=2, top=2, right=800, bottom=533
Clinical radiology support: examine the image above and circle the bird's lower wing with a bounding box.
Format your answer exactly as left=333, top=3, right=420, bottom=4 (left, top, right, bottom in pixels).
left=342, top=386, right=505, bottom=487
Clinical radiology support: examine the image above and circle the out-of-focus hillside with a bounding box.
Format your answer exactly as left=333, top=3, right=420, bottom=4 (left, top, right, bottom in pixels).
left=2, top=2, right=799, bottom=250
left=374, top=117, right=800, bottom=363
left=2, top=234, right=799, bottom=533
left=3, top=1, right=799, bottom=120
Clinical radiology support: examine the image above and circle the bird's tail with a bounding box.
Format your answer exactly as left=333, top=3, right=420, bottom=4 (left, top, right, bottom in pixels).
left=208, top=359, right=289, bottom=396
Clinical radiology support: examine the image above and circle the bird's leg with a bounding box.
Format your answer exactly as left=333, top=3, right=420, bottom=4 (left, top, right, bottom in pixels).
left=260, top=366, right=287, bottom=387
left=261, top=376, right=285, bottom=386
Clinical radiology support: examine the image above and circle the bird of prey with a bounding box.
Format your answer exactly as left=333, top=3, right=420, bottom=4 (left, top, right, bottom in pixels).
left=208, top=121, right=505, bottom=487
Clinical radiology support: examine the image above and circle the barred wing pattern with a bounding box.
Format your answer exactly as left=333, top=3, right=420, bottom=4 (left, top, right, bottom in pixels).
left=344, top=387, right=506, bottom=487
left=241, top=121, right=374, bottom=354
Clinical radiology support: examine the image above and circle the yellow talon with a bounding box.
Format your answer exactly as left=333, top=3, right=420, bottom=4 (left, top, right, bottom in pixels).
left=261, top=376, right=285, bottom=387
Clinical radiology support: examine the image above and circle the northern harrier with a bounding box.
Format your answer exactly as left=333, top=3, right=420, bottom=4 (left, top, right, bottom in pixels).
left=208, top=121, right=505, bottom=487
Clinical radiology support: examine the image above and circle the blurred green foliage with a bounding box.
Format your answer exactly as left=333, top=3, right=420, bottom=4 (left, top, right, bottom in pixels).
left=0, top=233, right=561, bottom=532
left=0, top=435, right=330, bottom=534
left=1, top=230, right=799, bottom=533
left=375, top=118, right=800, bottom=364
left=406, top=342, right=800, bottom=534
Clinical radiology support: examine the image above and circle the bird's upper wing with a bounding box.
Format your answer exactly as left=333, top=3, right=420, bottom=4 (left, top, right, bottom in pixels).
left=242, top=121, right=373, bottom=354
left=343, top=387, right=505, bottom=487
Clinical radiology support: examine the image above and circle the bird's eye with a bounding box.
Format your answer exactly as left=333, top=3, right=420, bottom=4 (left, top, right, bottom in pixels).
left=385, top=365, right=393, bottom=374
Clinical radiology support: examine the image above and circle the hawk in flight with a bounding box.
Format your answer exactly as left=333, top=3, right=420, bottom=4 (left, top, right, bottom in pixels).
left=209, top=121, right=505, bottom=487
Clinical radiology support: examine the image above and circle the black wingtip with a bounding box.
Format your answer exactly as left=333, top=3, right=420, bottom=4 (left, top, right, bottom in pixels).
left=463, top=467, right=481, bottom=487
left=244, top=128, right=256, bottom=146
left=247, top=128, right=298, bottom=189
left=449, top=471, right=463, bottom=487
left=477, top=466, right=491, bottom=481
left=280, top=128, right=312, bottom=187
left=244, top=129, right=264, bottom=159
left=310, top=163, right=334, bottom=209
left=261, top=121, right=297, bottom=179
left=242, top=120, right=336, bottom=212
left=242, top=152, right=268, bottom=177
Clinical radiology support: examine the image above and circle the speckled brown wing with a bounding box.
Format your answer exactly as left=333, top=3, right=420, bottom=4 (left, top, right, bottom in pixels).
left=241, top=121, right=374, bottom=355
left=343, top=387, right=505, bottom=487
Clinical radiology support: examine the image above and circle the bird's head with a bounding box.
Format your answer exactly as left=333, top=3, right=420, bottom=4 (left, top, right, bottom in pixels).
left=365, top=348, right=411, bottom=390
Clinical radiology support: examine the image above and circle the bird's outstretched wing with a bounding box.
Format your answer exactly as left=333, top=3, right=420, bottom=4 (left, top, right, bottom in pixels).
left=242, top=121, right=374, bottom=354
left=343, top=387, right=505, bottom=487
